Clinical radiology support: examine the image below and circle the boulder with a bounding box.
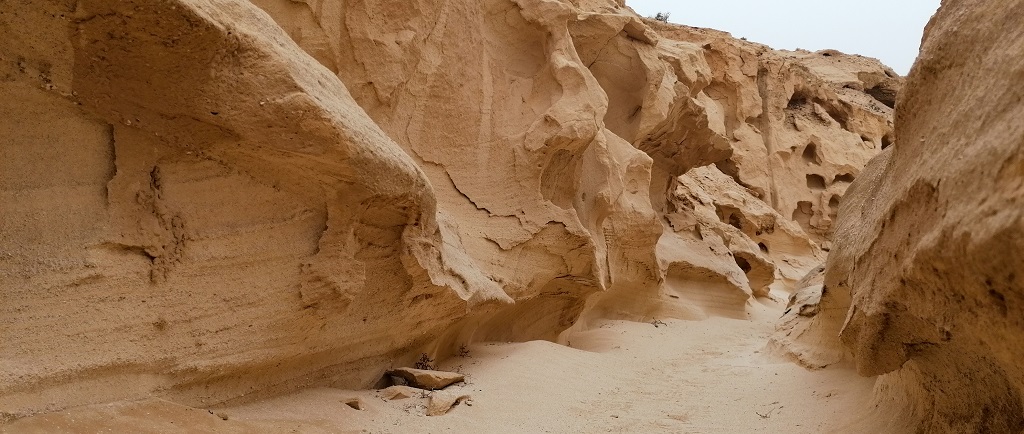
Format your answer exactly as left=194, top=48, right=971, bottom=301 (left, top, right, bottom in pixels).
left=387, top=368, right=465, bottom=391
left=380, top=386, right=422, bottom=401
left=426, top=391, right=472, bottom=417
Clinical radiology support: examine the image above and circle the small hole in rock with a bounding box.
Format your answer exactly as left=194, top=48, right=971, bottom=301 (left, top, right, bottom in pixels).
left=866, top=85, right=897, bottom=109
left=806, top=174, right=827, bottom=190
left=792, top=201, right=815, bottom=231
left=882, top=134, right=894, bottom=149
left=802, top=143, right=822, bottom=165
left=833, top=173, right=855, bottom=184
left=728, top=214, right=742, bottom=230
left=735, top=257, right=752, bottom=274
left=787, top=92, right=809, bottom=110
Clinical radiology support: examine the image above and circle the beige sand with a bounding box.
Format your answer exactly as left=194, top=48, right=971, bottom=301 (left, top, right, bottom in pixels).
left=4, top=292, right=881, bottom=433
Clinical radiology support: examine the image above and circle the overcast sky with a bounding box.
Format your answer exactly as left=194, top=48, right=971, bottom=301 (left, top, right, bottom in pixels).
left=628, top=1, right=940, bottom=75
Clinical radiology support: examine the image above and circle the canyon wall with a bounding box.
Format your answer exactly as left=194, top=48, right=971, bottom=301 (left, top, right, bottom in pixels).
left=801, top=0, right=1024, bottom=431
left=0, top=0, right=894, bottom=419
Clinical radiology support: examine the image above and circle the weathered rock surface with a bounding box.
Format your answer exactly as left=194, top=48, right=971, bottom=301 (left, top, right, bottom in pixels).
left=780, top=0, right=1024, bottom=431
left=387, top=368, right=464, bottom=391
left=381, top=385, right=421, bottom=401
left=579, top=19, right=894, bottom=321
left=0, top=0, right=895, bottom=420
left=765, top=265, right=841, bottom=369
left=647, top=22, right=898, bottom=249
left=426, top=390, right=472, bottom=416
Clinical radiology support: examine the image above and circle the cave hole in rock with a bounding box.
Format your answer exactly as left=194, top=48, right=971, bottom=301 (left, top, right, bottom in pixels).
left=785, top=91, right=812, bottom=129
left=882, top=134, right=894, bottom=149
left=823, top=104, right=851, bottom=131
left=866, top=84, right=898, bottom=108
left=727, top=213, right=742, bottom=230
left=787, top=92, right=809, bottom=110
left=730, top=215, right=742, bottom=230
left=792, top=201, right=815, bottom=231
left=758, top=242, right=769, bottom=253
left=828, top=195, right=841, bottom=220
left=787, top=91, right=851, bottom=131
left=806, top=174, right=827, bottom=190
left=833, top=173, right=855, bottom=184
left=734, top=256, right=752, bottom=274
left=715, top=205, right=744, bottom=230
left=802, top=143, right=822, bottom=165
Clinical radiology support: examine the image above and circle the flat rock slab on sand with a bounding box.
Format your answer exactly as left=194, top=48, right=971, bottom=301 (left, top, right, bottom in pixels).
left=388, top=368, right=465, bottom=390
left=427, top=390, right=472, bottom=416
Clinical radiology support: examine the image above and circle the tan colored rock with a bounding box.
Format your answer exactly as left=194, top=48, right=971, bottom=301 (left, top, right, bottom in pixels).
left=786, top=0, right=1024, bottom=431
left=645, top=21, right=897, bottom=248
left=0, top=0, right=506, bottom=416
left=387, top=368, right=464, bottom=391
left=550, top=13, right=898, bottom=323
left=381, top=386, right=422, bottom=401
left=0, top=0, right=894, bottom=419
left=253, top=0, right=666, bottom=344
left=426, top=390, right=472, bottom=417
left=764, top=266, right=845, bottom=369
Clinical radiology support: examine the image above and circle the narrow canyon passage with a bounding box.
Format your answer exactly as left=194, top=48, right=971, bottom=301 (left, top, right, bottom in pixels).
left=226, top=294, right=878, bottom=433
left=3, top=0, right=1022, bottom=432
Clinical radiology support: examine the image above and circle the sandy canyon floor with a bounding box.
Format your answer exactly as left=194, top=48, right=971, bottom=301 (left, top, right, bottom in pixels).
left=5, top=290, right=882, bottom=434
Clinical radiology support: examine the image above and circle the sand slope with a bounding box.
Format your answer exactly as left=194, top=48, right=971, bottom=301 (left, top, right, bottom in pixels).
left=5, top=295, right=881, bottom=433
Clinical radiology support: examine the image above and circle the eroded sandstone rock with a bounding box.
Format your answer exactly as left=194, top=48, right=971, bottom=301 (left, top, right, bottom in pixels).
left=786, top=0, right=1024, bottom=431
left=0, top=0, right=895, bottom=419
left=647, top=21, right=897, bottom=249
left=381, top=385, right=422, bottom=401
left=1, top=0, right=506, bottom=417
left=765, top=265, right=842, bottom=369
left=426, top=390, right=472, bottom=416
left=388, top=368, right=464, bottom=391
